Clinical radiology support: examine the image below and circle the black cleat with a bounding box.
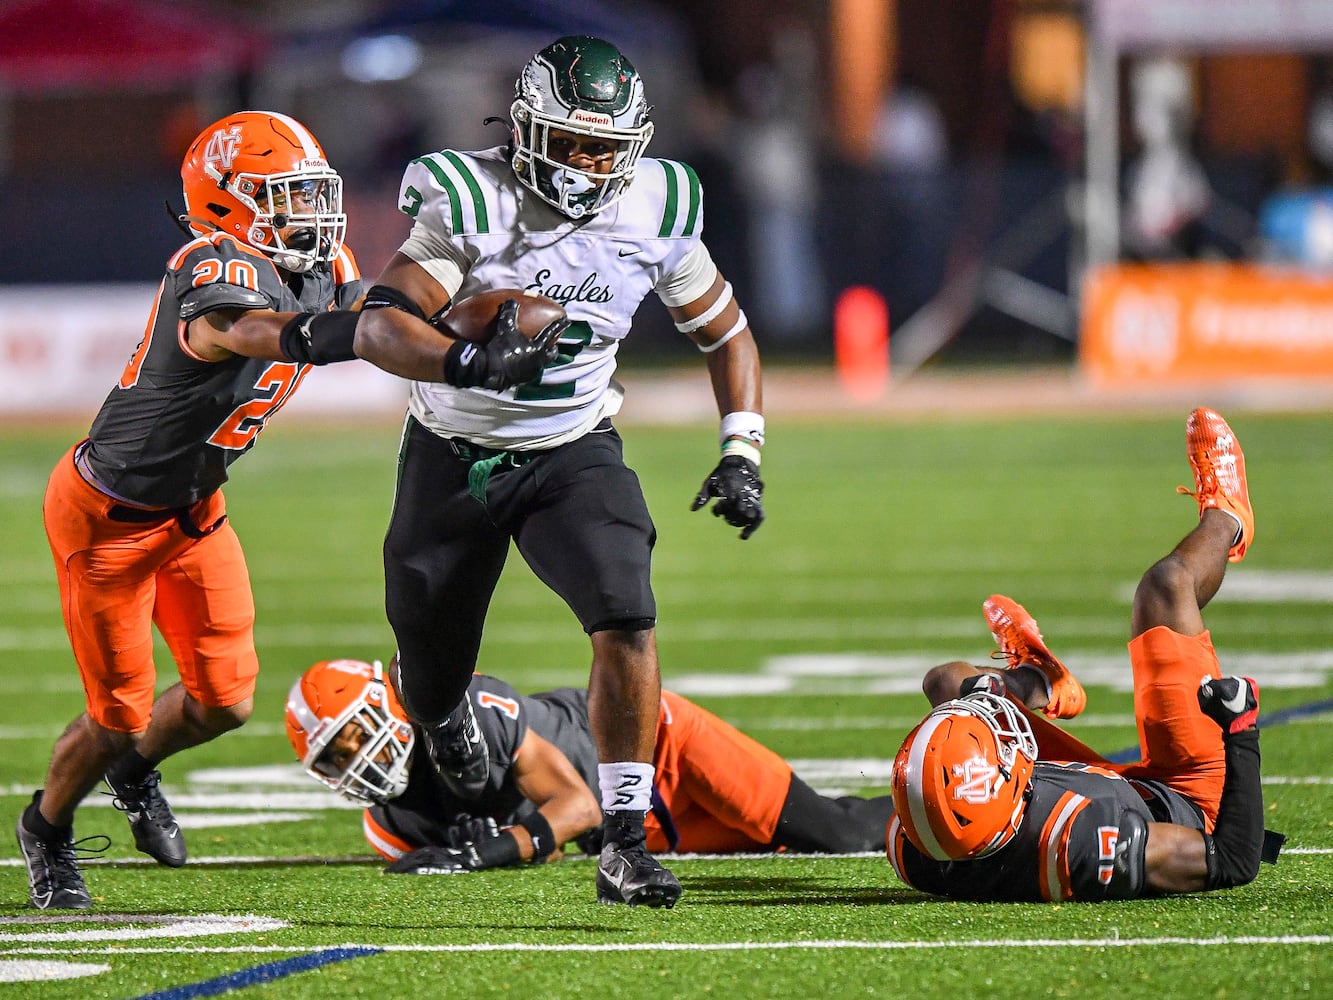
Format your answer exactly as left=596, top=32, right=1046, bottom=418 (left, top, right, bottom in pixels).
left=1198, top=675, right=1260, bottom=735
left=16, top=794, right=103, bottom=910
left=104, top=769, right=187, bottom=867
left=421, top=699, right=490, bottom=800
left=596, top=821, right=682, bottom=908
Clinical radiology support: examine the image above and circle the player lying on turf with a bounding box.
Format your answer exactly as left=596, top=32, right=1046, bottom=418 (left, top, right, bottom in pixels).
left=887, top=407, right=1283, bottom=901
left=286, top=662, right=892, bottom=873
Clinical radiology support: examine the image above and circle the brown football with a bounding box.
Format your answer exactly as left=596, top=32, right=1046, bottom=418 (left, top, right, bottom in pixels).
left=435, top=288, right=566, bottom=344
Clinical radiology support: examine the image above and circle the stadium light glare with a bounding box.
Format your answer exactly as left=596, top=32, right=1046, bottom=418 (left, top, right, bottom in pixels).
left=341, top=35, right=422, bottom=83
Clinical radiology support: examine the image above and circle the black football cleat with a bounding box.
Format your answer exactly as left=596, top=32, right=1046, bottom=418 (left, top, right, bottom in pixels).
left=16, top=793, right=100, bottom=910
left=421, top=699, right=491, bottom=799
left=596, top=819, right=682, bottom=908
left=104, top=769, right=187, bottom=867
left=1198, top=675, right=1260, bottom=735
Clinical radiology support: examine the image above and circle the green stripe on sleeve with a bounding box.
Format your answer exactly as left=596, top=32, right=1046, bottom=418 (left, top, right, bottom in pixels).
left=680, top=162, right=701, bottom=237
left=658, top=160, right=680, bottom=238
left=415, top=155, right=464, bottom=233
left=442, top=151, right=490, bottom=234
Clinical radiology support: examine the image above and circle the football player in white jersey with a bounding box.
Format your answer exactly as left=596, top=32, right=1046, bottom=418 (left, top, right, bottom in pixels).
left=358, top=35, right=766, bottom=908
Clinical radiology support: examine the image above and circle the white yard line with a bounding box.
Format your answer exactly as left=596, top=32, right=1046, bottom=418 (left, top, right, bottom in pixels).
left=1, top=935, right=1330, bottom=958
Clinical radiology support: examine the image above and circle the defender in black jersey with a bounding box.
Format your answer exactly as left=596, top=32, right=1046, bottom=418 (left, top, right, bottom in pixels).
left=18, top=111, right=471, bottom=912
left=286, top=662, right=892, bottom=871
left=888, top=409, right=1276, bottom=901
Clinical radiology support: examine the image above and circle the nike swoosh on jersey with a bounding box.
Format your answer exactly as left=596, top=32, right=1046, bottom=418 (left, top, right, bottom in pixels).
left=617, top=248, right=641, bottom=257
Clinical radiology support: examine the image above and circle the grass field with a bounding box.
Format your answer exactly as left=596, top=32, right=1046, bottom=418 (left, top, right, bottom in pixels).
left=1, top=399, right=1330, bottom=999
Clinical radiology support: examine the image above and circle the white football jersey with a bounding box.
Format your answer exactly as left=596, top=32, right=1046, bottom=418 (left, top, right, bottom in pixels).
left=396, top=145, right=710, bottom=449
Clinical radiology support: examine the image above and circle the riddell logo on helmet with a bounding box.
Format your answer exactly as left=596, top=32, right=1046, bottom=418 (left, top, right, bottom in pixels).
left=570, top=110, right=613, bottom=126
left=951, top=756, right=1000, bottom=804
left=204, top=126, right=244, bottom=171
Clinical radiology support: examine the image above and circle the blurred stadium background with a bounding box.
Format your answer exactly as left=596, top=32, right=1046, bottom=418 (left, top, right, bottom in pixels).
left=4, top=0, right=1333, bottom=419
left=2, top=6, right=1332, bottom=994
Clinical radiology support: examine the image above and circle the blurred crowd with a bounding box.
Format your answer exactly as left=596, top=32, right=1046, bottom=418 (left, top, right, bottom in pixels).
left=2, top=0, right=1330, bottom=363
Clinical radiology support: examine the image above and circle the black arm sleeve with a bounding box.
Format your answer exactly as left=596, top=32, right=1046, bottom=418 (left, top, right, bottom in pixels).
left=278, top=311, right=361, bottom=365
left=360, top=283, right=429, bottom=321
left=1201, top=729, right=1264, bottom=890
left=1105, top=809, right=1149, bottom=900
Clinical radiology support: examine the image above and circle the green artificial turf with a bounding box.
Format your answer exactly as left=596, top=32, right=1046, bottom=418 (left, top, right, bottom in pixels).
left=0, top=405, right=1329, bottom=999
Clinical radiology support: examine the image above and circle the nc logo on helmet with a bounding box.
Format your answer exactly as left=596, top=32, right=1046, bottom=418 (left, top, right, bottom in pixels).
left=203, top=125, right=244, bottom=172
left=951, top=755, right=1001, bottom=804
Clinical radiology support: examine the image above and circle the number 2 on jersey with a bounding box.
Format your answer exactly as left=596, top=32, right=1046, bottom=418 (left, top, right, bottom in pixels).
left=514, top=320, right=593, bottom=400
left=207, top=363, right=309, bottom=450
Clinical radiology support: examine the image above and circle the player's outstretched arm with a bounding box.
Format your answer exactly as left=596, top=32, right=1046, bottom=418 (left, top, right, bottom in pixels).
left=385, top=730, right=600, bottom=875
left=356, top=254, right=562, bottom=387
left=353, top=252, right=459, bottom=380
left=177, top=255, right=456, bottom=379
left=671, top=271, right=766, bottom=539
left=508, top=731, right=602, bottom=863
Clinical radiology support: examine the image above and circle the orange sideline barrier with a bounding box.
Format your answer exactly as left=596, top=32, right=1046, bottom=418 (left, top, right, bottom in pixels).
left=1080, top=263, right=1333, bottom=383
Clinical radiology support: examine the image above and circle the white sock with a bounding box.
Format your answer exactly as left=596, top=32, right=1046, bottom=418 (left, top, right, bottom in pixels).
left=598, top=762, right=654, bottom=813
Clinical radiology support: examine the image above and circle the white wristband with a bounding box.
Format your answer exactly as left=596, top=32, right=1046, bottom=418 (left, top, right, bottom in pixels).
left=674, top=282, right=733, bottom=334
left=719, top=410, right=765, bottom=448
left=721, top=439, right=761, bottom=465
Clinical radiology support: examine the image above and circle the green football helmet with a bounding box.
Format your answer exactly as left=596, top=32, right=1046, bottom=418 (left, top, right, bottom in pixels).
left=510, top=35, right=654, bottom=219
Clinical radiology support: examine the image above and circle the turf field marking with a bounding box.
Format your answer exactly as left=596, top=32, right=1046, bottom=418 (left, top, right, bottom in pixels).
left=0, top=915, right=286, bottom=943
left=669, top=651, right=1333, bottom=697
left=2, top=935, right=1329, bottom=959
left=1189, top=569, right=1333, bottom=604
left=131, top=947, right=381, bottom=1000
left=0, top=959, right=109, bottom=981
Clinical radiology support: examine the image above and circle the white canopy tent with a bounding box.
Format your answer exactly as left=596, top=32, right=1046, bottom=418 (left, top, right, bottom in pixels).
left=1083, top=0, right=1333, bottom=271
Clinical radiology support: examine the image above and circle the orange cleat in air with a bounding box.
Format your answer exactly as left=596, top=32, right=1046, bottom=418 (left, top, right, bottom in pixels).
left=983, top=595, right=1086, bottom=720
left=1178, top=407, right=1254, bottom=563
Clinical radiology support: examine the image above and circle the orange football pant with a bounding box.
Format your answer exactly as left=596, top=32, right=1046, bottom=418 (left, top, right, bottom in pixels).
left=1023, top=625, right=1225, bottom=830
left=644, top=690, right=793, bottom=854
left=43, top=444, right=259, bottom=733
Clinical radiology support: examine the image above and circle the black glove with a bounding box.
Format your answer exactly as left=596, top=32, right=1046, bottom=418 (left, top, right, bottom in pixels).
left=441, top=814, right=500, bottom=851
left=444, top=298, right=567, bottom=390
left=691, top=454, right=764, bottom=539
left=383, top=845, right=478, bottom=875
left=383, top=827, right=522, bottom=874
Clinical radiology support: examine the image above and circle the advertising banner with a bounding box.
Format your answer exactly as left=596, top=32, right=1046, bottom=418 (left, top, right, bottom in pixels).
left=1080, top=263, right=1333, bottom=384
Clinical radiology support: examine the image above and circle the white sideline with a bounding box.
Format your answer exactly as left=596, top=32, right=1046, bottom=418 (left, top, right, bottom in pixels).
left=0, top=935, right=1330, bottom=957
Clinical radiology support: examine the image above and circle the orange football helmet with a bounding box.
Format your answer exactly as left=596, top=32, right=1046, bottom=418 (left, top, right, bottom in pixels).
left=180, top=110, right=346, bottom=274
left=286, top=659, right=414, bottom=804
left=890, top=691, right=1037, bottom=861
